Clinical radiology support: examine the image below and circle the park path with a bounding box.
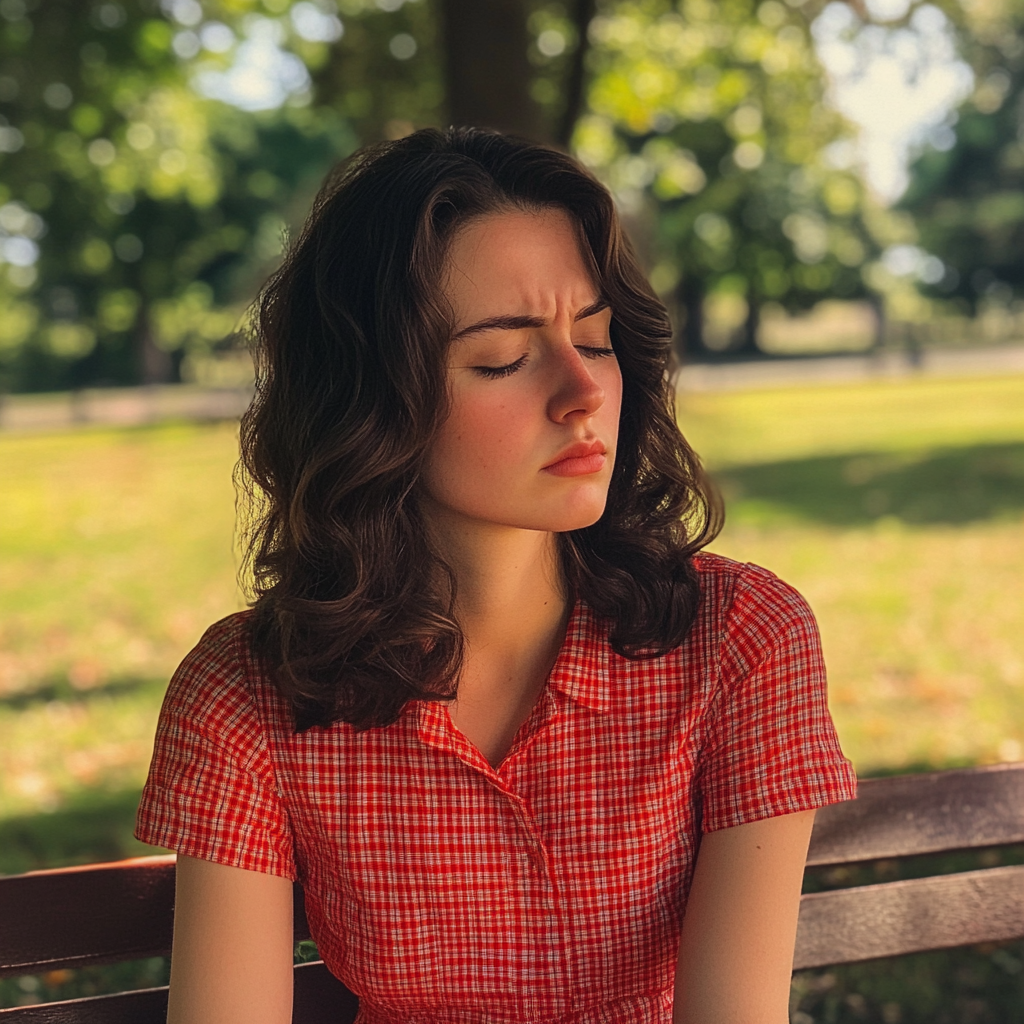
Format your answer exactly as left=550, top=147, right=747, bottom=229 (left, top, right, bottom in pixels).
left=2, top=343, right=1023, bottom=432
left=676, top=341, right=1024, bottom=391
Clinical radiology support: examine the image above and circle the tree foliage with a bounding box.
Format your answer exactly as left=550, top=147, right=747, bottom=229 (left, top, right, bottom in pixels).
left=577, top=0, right=884, bottom=354
left=0, top=0, right=357, bottom=391
left=0, top=0, right=897, bottom=388
left=900, top=0, right=1024, bottom=312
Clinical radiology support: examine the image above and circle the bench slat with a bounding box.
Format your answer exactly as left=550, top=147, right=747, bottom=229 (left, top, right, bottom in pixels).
left=794, top=863, right=1024, bottom=969
left=807, top=762, right=1024, bottom=866
left=0, top=858, right=175, bottom=977
left=0, top=858, right=311, bottom=976
left=0, top=987, right=167, bottom=1024
left=0, top=963, right=358, bottom=1024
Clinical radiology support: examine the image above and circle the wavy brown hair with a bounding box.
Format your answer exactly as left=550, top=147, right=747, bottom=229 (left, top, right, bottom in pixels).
left=239, top=126, right=722, bottom=732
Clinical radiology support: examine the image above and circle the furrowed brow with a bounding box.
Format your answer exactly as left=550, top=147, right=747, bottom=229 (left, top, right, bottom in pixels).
left=452, top=298, right=610, bottom=341
left=572, top=298, right=611, bottom=322
left=452, top=313, right=546, bottom=340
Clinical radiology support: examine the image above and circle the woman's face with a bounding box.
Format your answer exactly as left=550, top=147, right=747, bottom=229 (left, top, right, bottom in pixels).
left=420, top=206, right=622, bottom=536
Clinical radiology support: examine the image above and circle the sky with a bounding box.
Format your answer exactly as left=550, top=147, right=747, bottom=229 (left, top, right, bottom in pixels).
left=813, top=0, right=974, bottom=202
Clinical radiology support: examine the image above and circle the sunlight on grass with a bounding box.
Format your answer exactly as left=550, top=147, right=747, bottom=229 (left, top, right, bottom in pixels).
left=709, top=520, right=1024, bottom=771
left=0, top=421, right=244, bottom=824
left=0, top=373, right=1022, bottom=867
left=0, top=422, right=243, bottom=692
left=679, top=373, right=1024, bottom=468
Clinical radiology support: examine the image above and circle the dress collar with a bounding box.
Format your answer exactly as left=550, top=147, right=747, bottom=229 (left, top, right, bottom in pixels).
left=410, top=598, right=617, bottom=755
left=545, top=599, right=615, bottom=713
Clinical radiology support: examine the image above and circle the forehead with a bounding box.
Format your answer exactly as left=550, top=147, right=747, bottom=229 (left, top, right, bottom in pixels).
left=442, top=208, right=599, bottom=315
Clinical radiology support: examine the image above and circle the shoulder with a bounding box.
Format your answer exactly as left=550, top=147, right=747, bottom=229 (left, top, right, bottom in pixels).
left=691, top=551, right=820, bottom=663
left=170, top=611, right=255, bottom=707
left=181, top=610, right=254, bottom=667
left=158, top=611, right=275, bottom=757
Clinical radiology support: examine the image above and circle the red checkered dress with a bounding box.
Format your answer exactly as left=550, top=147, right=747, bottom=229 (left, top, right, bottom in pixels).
left=136, top=552, right=856, bottom=1024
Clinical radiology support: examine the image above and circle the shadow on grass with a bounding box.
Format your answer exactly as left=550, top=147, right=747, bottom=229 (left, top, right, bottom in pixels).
left=715, top=441, right=1024, bottom=526
left=0, top=675, right=165, bottom=712
left=0, top=787, right=163, bottom=876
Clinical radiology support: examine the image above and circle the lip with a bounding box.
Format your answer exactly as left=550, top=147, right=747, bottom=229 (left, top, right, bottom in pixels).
left=542, top=439, right=608, bottom=477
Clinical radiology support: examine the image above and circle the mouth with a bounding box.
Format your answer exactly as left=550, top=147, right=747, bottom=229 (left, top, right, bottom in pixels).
left=542, top=439, right=608, bottom=477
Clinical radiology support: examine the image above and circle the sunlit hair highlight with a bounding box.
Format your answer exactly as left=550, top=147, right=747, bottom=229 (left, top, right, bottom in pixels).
left=239, top=126, right=722, bottom=732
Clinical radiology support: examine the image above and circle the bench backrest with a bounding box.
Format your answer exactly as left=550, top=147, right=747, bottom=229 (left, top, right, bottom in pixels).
left=1, top=763, right=1022, bottom=1023
left=796, top=761, right=1024, bottom=968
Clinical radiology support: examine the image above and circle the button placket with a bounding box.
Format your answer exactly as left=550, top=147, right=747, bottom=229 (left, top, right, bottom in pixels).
left=414, top=692, right=574, bottom=994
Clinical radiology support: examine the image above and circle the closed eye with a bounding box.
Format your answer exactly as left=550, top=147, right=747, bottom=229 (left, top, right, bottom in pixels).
left=473, top=354, right=528, bottom=379
left=472, top=345, right=614, bottom=379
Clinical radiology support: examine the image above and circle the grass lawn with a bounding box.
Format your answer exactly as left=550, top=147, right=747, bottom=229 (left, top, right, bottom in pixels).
left=0, top=420, right=244, bottom=865
left=1, top=373, right=1023, bottom=871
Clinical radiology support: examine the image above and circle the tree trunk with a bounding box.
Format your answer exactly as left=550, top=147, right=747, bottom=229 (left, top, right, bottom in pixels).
left=136, top=307, right=173, bottom=385
left=733, top=294, right=761, bottom=356
left=438, top=0, right=547, bottom=141
left=674, top=275, right=707, bottom=362
left=555, top=0, right=598, bottom=149
left=867, top=292, right=886, bottom=351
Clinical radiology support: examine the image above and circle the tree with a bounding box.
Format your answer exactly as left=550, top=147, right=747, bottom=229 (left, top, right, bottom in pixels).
left=437, top=0, right=597, bottom=146
left=0, top=0, right=604, bottom=391
left=0, top=0, right=348, bottom=390
left=899, top=0, right=1024, bottom=312
left=575, top=0, right=883, bottom=356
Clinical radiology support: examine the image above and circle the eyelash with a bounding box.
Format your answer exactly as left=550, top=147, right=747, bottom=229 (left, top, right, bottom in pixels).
left=474, top=347, right=616, bottom=380
left=476, top=355, right=527, bottom=379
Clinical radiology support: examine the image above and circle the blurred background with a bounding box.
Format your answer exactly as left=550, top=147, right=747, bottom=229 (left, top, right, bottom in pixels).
left=1, top=0, right=1023, bottom=1018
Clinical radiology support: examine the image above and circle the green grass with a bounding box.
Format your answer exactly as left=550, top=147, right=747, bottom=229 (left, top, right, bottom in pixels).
left=0, top=421, right=243, bottom=701
left=0, top=421, right=244, bottom=860
left=678, top=373, right=1024, bottom=467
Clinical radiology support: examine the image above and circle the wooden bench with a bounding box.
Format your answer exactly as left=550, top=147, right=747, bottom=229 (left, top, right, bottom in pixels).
left=2, top=763, right=1022, bottom=1023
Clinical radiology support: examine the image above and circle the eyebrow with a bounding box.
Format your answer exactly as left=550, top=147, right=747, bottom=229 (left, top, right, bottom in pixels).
left=451, top=298, right=610, bottom=341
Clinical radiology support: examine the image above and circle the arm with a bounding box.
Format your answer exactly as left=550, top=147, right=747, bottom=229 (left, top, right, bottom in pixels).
left=672, top=808, right=816, bottom=1024
left=167, top=854, right=295, bottom=1024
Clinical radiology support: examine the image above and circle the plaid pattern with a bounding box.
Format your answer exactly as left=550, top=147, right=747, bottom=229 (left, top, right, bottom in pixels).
left=136, top=553, right=856, bottom=1024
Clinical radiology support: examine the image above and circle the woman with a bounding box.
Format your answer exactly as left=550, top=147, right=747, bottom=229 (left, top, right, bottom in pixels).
left=136, top=127, right=856, bottom=1024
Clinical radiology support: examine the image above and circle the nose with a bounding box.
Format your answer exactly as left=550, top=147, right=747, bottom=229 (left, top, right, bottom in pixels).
left=546, top=340, right=607, bottom=424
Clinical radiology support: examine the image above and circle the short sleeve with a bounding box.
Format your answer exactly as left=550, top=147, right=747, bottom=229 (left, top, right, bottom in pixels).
left=699, top=564, right=857, bottom=834
left=134, top=616, right=297, bottom=880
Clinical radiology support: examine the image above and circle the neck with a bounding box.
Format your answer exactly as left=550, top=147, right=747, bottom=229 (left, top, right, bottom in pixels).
left=423, top=507, right=569, bottom=660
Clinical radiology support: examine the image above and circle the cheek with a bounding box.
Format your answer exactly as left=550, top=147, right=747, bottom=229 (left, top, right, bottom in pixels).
left=428, top=392, right=535, bottom=483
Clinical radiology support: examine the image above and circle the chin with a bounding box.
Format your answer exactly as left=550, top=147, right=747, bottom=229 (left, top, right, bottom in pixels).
left=441, top=486, right=612, bottom=534
left=542, top=497, right=610, bottom=534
